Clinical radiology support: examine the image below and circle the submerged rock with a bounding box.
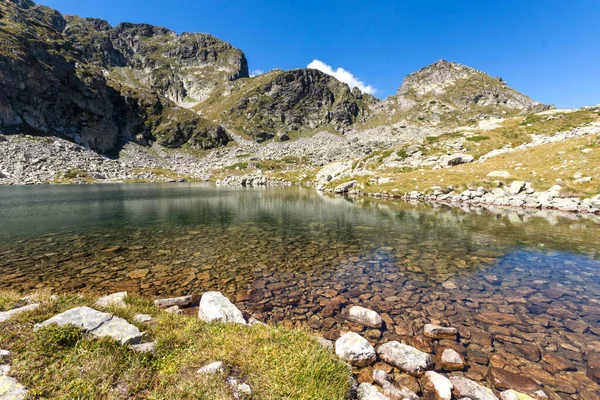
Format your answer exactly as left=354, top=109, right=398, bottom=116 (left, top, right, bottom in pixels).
left=377, top=341, right=433, bottom=377
left=198, top=292, right=246, bottom=324
left=450, top=376, right=498, bottom=400
left=499, top=390, right=535, bottom=400
left=423, top=324, right=457, bottom=340
left=346, top=306, right=383, bottom=328
left=335, top=332, right=376, bottom=367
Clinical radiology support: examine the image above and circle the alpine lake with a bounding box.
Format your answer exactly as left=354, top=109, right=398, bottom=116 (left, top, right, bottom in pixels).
left=1, top=183, right=599, bottom=398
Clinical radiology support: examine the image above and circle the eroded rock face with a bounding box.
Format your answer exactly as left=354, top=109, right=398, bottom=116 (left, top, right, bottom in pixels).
left=198, top=291, right=246, bottom=324
left=377, top=341, right=433, bottom=377
left=335, top=332, right=376, bottom=367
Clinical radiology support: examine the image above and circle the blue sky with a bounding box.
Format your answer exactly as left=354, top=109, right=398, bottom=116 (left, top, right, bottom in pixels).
left=39, top=0, right=599, bottom=108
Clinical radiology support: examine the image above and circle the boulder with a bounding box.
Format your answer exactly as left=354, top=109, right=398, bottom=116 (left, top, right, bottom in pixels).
left=450, top=376, right=498, bottom=400
left=334, top=180, right=357, bottom=194
left=440, top=348, right=464, bottom=371
left=377, top=341, right=433, bottom=377
left=347, top=306, right=383, bottom=328
left=423, top=324, right=457, bottom=340
left=0, top=375, right=28, bottom=400
left=34, top=306, right=143, bottom=345
left=439, top=153, right=474, bottom=167
left=357, top=383, right=390, bottom=400
left=422, top=371, right=453, bottom=400
left=0, top=303, right=40, bottom=323
left=508, top=181, right=526, bottom=195
left=154, top=295, right=193, bottom=309
left=198, top=292, right=246, bottom=324
left=335, top=332, right=376, bottom=367
left=96, top=292, right=127, bottom=308
left=372, top=369, right=418, bottom=400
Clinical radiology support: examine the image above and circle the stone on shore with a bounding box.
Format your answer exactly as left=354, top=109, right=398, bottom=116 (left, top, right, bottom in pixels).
left=422, top=371, right=453, bottom=400
left=34, top=306, right=143, bottom=345
left=335, top=332, right=376, bottom=367
left=0, top=303, right=40, bottom=323
left=440, top=348, right=464, bottom=371
left=346, top=306, right=383, bottom=328
left=499, top=390, right=535, bottom=400
left=377, top=341, right=433, bottom=377
left=96, top=292, right=127, bottom=308
left=450, top=376, right=498, bottom=400
left=0, top=375, right=28, bottom=400
left=198, top=292, right=246, bottom=324
left=372, top=369, right=418, bottom=400
left=508, top=181, right=526, bottom=195
left=154, top=295, right=193, bottom=309
left=197, top=361, right=224, bottom=375
left=357, top=383, right=389, bottom=400
left=423, top=324, right=457, bottom=340
left=164, top=305, right=183, bottom=314
left=334, top=180, right=357, bottom=194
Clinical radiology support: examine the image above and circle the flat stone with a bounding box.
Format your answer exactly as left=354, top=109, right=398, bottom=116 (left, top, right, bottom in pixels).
left=89, top=316, right=143, bottom=345
left=487, top=367, right=539, bottom=392
left=129, top=342, right=156, bottom=354
left=34, top=306, right=143, bottom=345
left=585, top=351, right=600, bottom=384
left=164, top=305, right=182, bottom=314
left=515, top=344, right=541, bottom=362
left=198, top=292, right=246, bottom=324
left=357, top=383, right=389, bottom=400
left=475, top=311, right=519, bottom=326
left=0, top=375, right=28, bottom=400
left=154, top=295, right=193, bottom=309
left=0, top=303, right=40, bottom=323
left=34, top=306, right=112, bottom=332
left=424, top=324, right=457, bottom=340
left=440, top=348, right=464, bottom=371
left=541, top=352, right=576, bottom=371
left=508, top=181, right=526, bottom=195
left=450, top=376, right=498, bottom=400
left=487, top=171, right=510, bottom=178
left=422, top=371, right=453, bottom=400
left=347, top=306, right=383, bottom=328
left=335, top=332, right=376, bottom=367
left=499, top=390, right=535, bottom=400
left=133, top=314, right=154, bottom=324
left=96, top=292, right=127, bottom=308
left=197, top=361, right=224, bottom=375
left=377, top=341, right=433, bottom=377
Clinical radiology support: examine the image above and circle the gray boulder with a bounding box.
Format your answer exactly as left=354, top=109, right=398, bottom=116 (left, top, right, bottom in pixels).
left=357, top=383, right=390, bottom=400
left=198, top=292, right=246, bottom=324
left=96, top=292, right=127, bottom=308
left=346, top=306, right=383, bottom=328
left=334, top=180, right=357, bottom=194
left=335, top=332, right=376, bottom=366
left=377, top=341, right=433, bottom=377
left=0, top=375, right=28, bottom=400
left=450, top=376, right=498, bottom=400
left=0, top=303, right=40, bottom=323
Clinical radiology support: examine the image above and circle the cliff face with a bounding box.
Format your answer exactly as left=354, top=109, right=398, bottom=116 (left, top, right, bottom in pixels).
left=386, top=60, right=550, bottom=125
left=196, top=69, right=378, bottom=141
left=0, top=0, right=236, bottom=153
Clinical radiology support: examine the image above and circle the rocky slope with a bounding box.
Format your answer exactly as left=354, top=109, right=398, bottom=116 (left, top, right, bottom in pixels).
left=380, top=60, right=550, bottom=126
left=0, top=0, right=234, bottom=153
left=195, top=68, right=378, bottom=142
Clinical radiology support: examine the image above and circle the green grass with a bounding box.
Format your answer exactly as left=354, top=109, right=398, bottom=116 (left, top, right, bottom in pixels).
left=0, top=291, right=350, bottom=400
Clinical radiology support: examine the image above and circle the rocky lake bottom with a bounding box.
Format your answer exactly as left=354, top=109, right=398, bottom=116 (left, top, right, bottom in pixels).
left=1, top=183, right=599, bottom=399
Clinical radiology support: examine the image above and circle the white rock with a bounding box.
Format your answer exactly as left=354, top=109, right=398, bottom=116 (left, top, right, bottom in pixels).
left=423, top=371, right=453, bottom=400
left=0, top=350, right=10, bottom=358
left=508, top=181, right=526, bottom=195
left=133, top=314, right=154, bottom=324
left=96, top=292, right=127, bottom=308
left=377, top=341, right=433, bottom=377
left=164, top=305, right=183, bottom=314
left=500, top=390, right=535, bottom=400
left=450, top=376, right=498, bottom=400
left=0, top=375, right=28, bottom=399
left=129, top=342, right=156, bottom=354
left=357, top=383, right=390, bottom=400
left=198, top=292, right=246, bottom=324
left=573, top=176, right=592, bottom=183
left=0, top=365, right=9, bottom=376
left=318, top=337, right=334, bottom=350
left=487, top=171, right=510, bottom=178
left=423, top=324, right=457, bottom=339
left=0, top=303, right=40, bottom=323
left=440, top=348, right=464, bottom=370
left=197, top=361, right=223, bottom=375
left=346, top=306, right=383, bottom=328
left=335, top=332, right=376, bottom=366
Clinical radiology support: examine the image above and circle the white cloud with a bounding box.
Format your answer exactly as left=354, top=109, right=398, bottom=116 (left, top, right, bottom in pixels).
left=250, top=69, right=264, bottom=77
left=307, top=59, right=376, bottom=95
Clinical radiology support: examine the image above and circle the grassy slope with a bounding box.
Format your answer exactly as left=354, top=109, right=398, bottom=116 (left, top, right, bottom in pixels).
left=343, top=109, right=600, bottom=197
left=0, top=291, right=350, bottom=400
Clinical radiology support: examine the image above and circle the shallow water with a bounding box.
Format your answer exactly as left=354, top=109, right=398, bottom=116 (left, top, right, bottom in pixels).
left=1, top=183, right=599, bottom=397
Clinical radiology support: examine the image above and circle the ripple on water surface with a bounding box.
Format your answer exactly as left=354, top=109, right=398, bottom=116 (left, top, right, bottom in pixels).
left=0, top=183, right=599, bottom=396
